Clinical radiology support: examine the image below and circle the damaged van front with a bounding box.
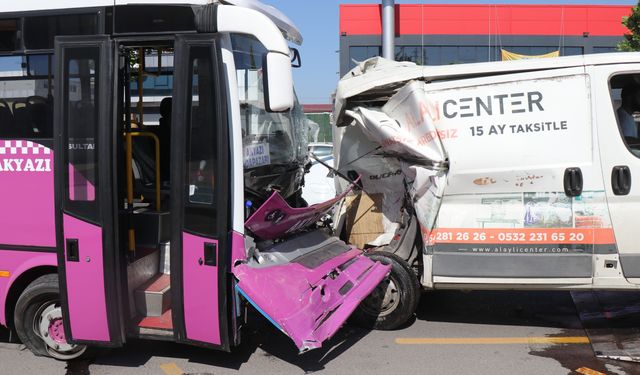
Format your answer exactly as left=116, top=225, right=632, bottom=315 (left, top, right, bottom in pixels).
left=332, top=54, right=640, bottom=329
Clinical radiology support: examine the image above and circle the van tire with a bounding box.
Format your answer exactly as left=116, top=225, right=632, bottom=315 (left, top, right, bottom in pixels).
left=14, top=274, right=88, bottom=360
left=351, top=251, right=420, bottom=330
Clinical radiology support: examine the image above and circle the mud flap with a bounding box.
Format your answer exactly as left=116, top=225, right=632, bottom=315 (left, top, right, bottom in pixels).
left=233, top=248, right=390, bottom=352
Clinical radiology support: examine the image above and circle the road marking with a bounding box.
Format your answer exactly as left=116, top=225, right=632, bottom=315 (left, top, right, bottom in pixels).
left=395, top=336, right=590, bottom=345
left=575, top=367, right=607, bottom=375
left=160, top=362, right=184, bottom=375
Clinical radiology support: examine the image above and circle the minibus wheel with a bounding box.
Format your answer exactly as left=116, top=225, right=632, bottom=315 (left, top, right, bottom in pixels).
left=352, top=251, right=420, bottom=330
left=14, top=274, right=88, bottom=360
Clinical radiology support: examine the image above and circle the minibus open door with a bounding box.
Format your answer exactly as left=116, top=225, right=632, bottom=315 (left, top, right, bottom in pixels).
left=53, top=36, right=124, bottom=347
left=169, top=34, right=233, bottom=350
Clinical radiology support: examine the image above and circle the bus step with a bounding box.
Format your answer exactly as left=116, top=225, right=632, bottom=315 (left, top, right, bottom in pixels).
left=137, top=309, right=173, bottom=331
left=135, top=273, right=171, bottom=317
left=571, top=291, right=640, bottom=363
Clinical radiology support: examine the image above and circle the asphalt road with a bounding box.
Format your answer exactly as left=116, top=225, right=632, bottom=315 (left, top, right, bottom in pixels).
left=2, top=290, right=640, bottom=375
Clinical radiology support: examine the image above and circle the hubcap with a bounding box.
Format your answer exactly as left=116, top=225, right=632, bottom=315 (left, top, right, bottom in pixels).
left=33, top=301, right=87, bottom=360
left=360, top=276, right=400, bottom=318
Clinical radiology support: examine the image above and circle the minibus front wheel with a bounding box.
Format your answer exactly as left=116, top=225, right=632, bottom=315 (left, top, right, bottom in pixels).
left=13, top=274, right=88, bottom=360
left=351, top=251, right=420, bottom=330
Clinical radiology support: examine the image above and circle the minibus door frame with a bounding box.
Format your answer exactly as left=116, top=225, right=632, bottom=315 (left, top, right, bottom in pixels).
left=54, top=35, right=125, bottom=347
left=169, top=33, right=233, bottom=351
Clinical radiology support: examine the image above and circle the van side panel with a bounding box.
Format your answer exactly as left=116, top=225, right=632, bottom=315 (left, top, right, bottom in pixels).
left=425, top=71, right=609, bottom=281
left=0, top=140, right=55, bottom=247
left=0, top=251, right=57, bottom=326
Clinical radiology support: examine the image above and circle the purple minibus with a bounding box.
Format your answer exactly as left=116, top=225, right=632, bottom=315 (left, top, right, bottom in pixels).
left=0, top=0, right=389, bottom=360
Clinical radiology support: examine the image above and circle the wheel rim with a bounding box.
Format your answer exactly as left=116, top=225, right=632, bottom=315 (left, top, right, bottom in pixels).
left=359, top=276, right=400, bottom=318
left=33, top=300, right=87, bottom=360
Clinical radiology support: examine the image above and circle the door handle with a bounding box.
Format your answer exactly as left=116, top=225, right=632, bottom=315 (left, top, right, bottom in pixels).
left=563, top=168, right=583, bottom=197
left=66, top=239, right=79, bottom=262
left=203, top=242, right=217, bottom=266
left=612, top=165, right=632, bottom=196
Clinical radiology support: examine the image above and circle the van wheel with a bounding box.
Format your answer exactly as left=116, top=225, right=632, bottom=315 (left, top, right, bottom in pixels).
left=352, top=251, right=420, bottom=330
left=14, top=274, right=88, bottom=360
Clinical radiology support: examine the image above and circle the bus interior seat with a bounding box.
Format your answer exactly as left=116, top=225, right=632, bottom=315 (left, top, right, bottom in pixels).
left=0, top=100, right=15, bottom=137
left=27, top=96, right=52, bottom=138
left=12, top=100, right=36, bottom=138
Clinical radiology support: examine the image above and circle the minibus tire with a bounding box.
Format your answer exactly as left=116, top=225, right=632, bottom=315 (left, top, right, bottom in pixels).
left=351, top=251, right=420, bottom=330
left=14, top=274, right=88, bottom=360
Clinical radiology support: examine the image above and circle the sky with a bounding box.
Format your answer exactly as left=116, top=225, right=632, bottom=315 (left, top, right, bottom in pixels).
left=270, top=0, right=637, bottom=104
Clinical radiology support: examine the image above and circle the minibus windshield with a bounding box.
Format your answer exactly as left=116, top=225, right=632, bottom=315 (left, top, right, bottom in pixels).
left=232, top=34, right=308, bottom=170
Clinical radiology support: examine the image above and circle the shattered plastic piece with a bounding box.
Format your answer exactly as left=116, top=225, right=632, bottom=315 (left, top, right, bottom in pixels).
left=245, top=179, right=359, bottom=240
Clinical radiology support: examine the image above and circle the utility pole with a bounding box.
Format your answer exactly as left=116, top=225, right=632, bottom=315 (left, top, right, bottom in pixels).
left=382, top=0, right=395, bottom=60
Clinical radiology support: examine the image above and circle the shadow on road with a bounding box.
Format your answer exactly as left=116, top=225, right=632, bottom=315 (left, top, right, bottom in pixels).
left=416, top=290, right=585, bottom=329
left=0, top=327, right=9, bottom=342
left=81, top=311, right=371, bottom=374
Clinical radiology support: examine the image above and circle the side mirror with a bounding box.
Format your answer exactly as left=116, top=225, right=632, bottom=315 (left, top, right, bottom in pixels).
left=290, top=48, right=302, bottom=68
left=263, top=51, right=294, bottom=113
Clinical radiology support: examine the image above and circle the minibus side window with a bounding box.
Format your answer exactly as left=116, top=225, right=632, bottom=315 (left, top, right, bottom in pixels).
left=0, top=54, right=54, bottom=139
left=611, top=74, right=640, bottom=157
left=24, top=14, right=98, bottom=50
left=0, top=19, right=19, bottom=51
left=184, top=48, right=218, bottom=236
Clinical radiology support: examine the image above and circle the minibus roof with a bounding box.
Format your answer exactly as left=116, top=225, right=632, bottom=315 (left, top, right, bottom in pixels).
left=0, top=0, right=302, bottom=45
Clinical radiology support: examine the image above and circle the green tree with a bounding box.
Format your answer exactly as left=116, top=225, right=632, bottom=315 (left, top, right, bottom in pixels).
left=619, top=2, right=640, bottom=51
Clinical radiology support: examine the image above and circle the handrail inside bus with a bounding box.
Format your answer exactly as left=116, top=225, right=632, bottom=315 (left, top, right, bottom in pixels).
left=124, top=130, right=162, bottom=254
left=123, top=47, right=165, bottom=255
left=126, top=131, right=162, bottom=213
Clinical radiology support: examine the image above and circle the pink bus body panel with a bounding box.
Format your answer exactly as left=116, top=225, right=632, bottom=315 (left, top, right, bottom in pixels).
left=230, top=231, right=245, bottom=268
left=182, top=232, right=220, bottom=345
left=63, top=214, right=110, bottom=342
left=0, top=251, right=57, bottom=326
left=0, top=140, right=55, bottom=247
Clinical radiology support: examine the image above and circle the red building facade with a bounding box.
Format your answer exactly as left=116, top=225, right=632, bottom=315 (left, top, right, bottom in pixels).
left=340, top=4, right=632, bottom=75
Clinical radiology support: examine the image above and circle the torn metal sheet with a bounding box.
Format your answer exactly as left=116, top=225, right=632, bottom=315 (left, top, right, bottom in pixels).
left=234, top=239, right=390, bottom=352
left=336, top=79, right=448, bottom=248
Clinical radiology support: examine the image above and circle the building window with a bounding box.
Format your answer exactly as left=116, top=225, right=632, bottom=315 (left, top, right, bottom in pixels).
left=424, top=46, right=491, bottom=65
left=348, top=43, right=591, bottom=72
left=348, top=46, right=381, bottom=70
left=502, top=46, right=582, bottom=58
left=594, top=47, right=618, bottom=54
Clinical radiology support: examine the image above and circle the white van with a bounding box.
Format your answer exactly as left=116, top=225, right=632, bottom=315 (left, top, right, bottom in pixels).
left=332, top=53, right=640, bottom=330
